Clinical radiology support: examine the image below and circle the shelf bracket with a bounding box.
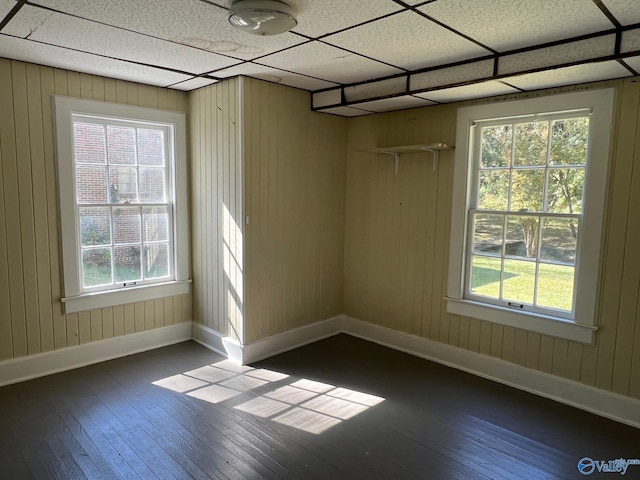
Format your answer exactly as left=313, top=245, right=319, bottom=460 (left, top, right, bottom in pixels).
left=381, top=151, right=401, bottom=174
left=421, top=144, right=454, bottom=173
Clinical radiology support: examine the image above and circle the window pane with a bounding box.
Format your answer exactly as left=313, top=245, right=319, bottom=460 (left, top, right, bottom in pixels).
left=537, top=263, right=574, bottom=311
left=144, top=243, right=170, bottom=279
left=506, top=215, right=538, bottom=258
left=82, top=248, right=112, bottom=287
left=138, top=128, right=165, bottom=166
left=481, top=125, right=512, bottom=168
left=478, top=170, right=509, bottom=210
left=114, top=245, right=141, bottom=283
left=109, top=166, right=138, bottom=203
left=473, top=214, right=503, bottom=255
left=107, top=126, right=136, bottom=165
left=550, top=118, right=589, bottom=165
left=143, top=207, right=169, bottom=242
left=514, top=121, right=548, bottom=166
left=73, top=123, right=106, bottom=164
left=546, top=168, right=585, bottom=214
left=470, top=256, right=501, bottom=299
left=541, top=217, right=578, bottom=264
left=79, top=207, right=111, bottom=246
left=76, top=164, right=107, bottom=203
left=502, top=259, right=535, bottom=304
left=139, top=167, right=166, bottom=203
left=511, top=170, right=544, bottom=211
left=113, top=207, right=141, bottom=244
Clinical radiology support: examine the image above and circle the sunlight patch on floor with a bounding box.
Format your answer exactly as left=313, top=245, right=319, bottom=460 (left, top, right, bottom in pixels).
left=152, top=360, right=384, bottom=435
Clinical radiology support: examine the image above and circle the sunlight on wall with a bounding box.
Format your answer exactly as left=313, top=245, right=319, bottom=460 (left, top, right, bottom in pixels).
left=152, top=360, right=384, bottom=435
left=223, top=204, right=244, bottom=341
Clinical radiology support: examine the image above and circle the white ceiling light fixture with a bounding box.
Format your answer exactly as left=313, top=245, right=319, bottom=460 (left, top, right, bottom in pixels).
left=228, top=0, right=297, bottom=36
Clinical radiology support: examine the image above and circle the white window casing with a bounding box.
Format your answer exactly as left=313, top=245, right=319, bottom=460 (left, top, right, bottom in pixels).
left=446, top=89, right=615, bottom=345
left=55, top=96, right=190, bottom=314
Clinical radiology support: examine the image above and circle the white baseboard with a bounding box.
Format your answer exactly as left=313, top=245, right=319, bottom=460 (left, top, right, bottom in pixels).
left=241, top=315, right=344, bottom=364
left=191, top=322, right=243, bottom=363
left=0, top=322, right=193, bottom=387
left=341, top=315, right=640, bottom=430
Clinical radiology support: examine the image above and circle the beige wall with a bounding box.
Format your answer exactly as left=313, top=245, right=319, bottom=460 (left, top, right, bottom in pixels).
left=242, top=78, right=347, bottom=342
left=0, top=59, right=191, bottom=362
left=344, top=78, right=640, bottom=400
left=188, top=78, right=244, bottom=341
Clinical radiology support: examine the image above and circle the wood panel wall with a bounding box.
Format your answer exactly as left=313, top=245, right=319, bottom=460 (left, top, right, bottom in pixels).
left=242, top=78, right=347, bottom=343
left=0, top=59, right=191, bottom=362
left=344, top=78, right=640, bottom=400
left=188, top=78, right=244, bottom=341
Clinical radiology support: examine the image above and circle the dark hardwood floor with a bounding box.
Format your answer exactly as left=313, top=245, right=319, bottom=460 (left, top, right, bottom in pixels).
left=0, top=334, right=638, bottom=479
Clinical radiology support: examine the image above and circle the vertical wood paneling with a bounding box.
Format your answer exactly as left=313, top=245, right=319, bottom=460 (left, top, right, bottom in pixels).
left=102, top=308, right=113, bottom=339
left=241, top=78, right=347, bottom=343
left=344, top=78, right=640, bottom=400
left=26, top=63, right=54, bottom=354
left=42, top=67, right=66, bottom=352
left=608, top=80, right=640, bottom=395
left=188, top=78, right=243, bottom=341
left=13, top=62, right=41, bottom=356
left=0, top=59, right=190, bottom=363
left=0, top=127, right=11, bottom=360
left=1, top=60, right=28, bottom=359
left=113, top=305, right=124, bottom=337
left=78, top=311, right=90, bottom=344
left=90, top=309, right=102, bottom=342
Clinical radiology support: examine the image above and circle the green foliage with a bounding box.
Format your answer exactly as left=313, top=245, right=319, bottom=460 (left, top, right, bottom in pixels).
left=477, top=117, right=589, bottom=257
left=481, top=125, right=512, bottom=168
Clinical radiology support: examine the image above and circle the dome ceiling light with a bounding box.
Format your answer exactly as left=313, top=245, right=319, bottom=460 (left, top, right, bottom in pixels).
left=228, top=0, right=297, bottom=36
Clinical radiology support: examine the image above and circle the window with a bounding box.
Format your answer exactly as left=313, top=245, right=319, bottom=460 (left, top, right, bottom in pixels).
left=447, top=89, right=614, bottom=344
left=55, top=97, right=190, bottom=314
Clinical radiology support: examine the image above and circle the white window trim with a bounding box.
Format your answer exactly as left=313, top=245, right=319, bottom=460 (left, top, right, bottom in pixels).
left=447, top=89, right=615, bottom=345
left=54, top=96, right=190, bottom=314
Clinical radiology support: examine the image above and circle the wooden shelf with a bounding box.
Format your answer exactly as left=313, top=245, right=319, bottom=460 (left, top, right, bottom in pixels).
left=367, top=143, right=454, bottom=173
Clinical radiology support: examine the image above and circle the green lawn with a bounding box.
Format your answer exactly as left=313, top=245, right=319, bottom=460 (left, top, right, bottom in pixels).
left=470, top=256, right=574, bottom=311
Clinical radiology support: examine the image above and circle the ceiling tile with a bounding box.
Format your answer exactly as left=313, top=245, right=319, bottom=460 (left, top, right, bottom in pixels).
left=4, top=6, right=240, bottom=75
left=415, top=81, right=518, bottom=103
left=29, top=0, right=305, bottom=60
left=344, top=77, right=406, bottom=102
left=323, top=10, right=489, bottom=71
left=410, top=59, right=494, bottom=91
left=169, top=77, right=218, bottom=91
left=312, top=88, right=342, bottom=108
left=601, top=0, right=640, bottom=25
left=213, top=62, right=337, bottom=90
left=419, top=0, right=613, bottom=52
left=351, top=95, right=436, bottom=113
left=0, top=0, right=15, bottom=19
left=317, top=106, right=373, bottom=117
left=622, top=28, right=640, bottom=54
left=0, top=34, right=190, bottom=86
left=290, top=0, right=403, bottom=38
left=617, top=56, right=640, bottom=75
left=257, top=41, right=402, bottom=84
left=498, top=35, right=616, bottom=76
left=502, top=61, right=631, bottom=90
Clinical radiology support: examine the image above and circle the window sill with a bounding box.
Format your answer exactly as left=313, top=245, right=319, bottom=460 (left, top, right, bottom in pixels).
left=61, top=280, right=192, bottom=314
left=445, top=297, right=596, bottom=345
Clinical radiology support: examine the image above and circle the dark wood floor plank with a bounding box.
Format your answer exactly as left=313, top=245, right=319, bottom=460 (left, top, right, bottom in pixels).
left=1, top=335, right=638, bottom=480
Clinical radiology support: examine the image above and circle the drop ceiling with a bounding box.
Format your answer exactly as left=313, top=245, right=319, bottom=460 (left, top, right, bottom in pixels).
left=0, top=0, right=639, bottom=116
